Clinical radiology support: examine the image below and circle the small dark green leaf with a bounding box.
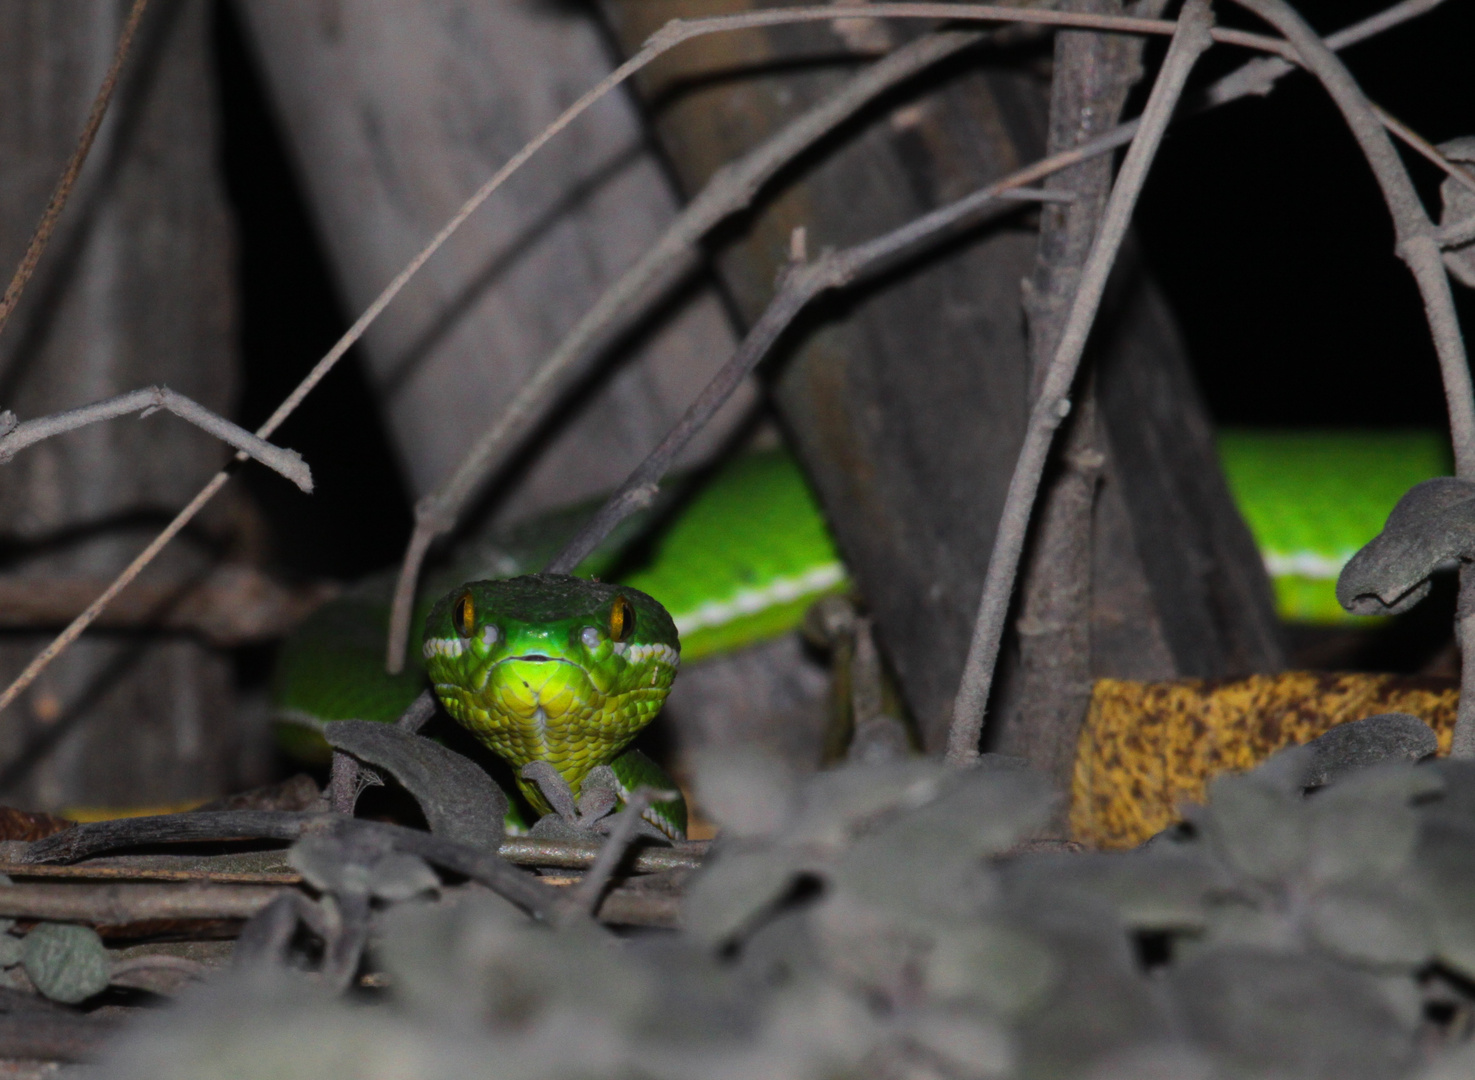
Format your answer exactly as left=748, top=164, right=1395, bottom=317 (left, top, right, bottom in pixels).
left=690, top=748, right=797, bottom=840
left=682, top=846, right=809, bottom=945
left=1171, top=949, right=1412, bottom=1080
left=1205, top=774, right=1307, bottom=884
left=367, top=852, right=440, bottom=902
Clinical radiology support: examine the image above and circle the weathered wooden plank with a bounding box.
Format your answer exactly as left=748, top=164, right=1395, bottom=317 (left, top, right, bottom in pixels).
left=0, top=0, right=246, bottom=808
left=237, top=0, right=746, bottom=524
left=599, top=1, right=1282, bottom=751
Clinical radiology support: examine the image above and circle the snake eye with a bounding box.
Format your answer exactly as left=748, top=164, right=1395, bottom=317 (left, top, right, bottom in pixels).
left=453, top=592, right=475, bottom=638
left=609, top=595, right=635, bottom=643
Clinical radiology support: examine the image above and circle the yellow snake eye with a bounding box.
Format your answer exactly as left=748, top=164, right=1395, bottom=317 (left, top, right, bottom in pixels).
left=609, top=595, right=635, bottom=643
left=454, top=592, right=475, bottom=638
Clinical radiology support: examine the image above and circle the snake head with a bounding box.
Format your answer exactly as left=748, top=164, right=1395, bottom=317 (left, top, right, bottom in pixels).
left=421, top=574, right=680, bottom=811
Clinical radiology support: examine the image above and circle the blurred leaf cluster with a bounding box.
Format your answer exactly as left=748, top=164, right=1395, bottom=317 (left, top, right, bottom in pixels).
left=93, top=735, right=1475, bottom=1080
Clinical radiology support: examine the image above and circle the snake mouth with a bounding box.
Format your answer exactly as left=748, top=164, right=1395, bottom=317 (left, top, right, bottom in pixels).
left=494, top=655, right=588, bottom=673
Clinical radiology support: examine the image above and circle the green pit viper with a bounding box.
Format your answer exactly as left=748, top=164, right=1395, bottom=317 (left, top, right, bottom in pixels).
left=274, top=430, right=1452, bottom=840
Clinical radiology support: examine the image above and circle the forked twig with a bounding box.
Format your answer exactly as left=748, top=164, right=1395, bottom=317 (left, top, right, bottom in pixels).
left=0, top=0, right=151, bottom=342
left=0, top=386, right=312, bottom=491
left=543, top=187, right=1070, bottom=575
left=944, top=0, right=1215, bottom=764
left=1372, top=105, right=1475, bottom=196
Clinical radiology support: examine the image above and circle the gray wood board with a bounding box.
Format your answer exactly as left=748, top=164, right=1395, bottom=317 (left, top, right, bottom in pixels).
left=599, top=3, right=1282, bottom=751
left=237, top=0, right=748, bottom=525
left=0, top=0, right=253, bottom=808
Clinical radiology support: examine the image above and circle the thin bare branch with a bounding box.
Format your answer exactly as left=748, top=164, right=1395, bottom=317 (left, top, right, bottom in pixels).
left=0, top=0, right=150, bottom=342
left=945, top=0, right=1215, bottom=765
left=0, top=1012, right=116, bottom=1064
left=0, top=881, right=281, bottom=923
left=0, top=386, right=312, bottom=490
left=1, top=834, right=702, bottom=877
left=1202, top=0, right=1444, bottom=104
left=1373, top=105, right=1475, bottom=196
left=498, top=837, right=706, bottom=873
left=543, top=188, right=1069, bottom=575
left=0, top=566, right=333, bottom=645
left=1228, top=0, right=1475, bottom=760
left=0, top=470, right=230, bottom=717
left=396, top=688, right=438, bottom=731
left=0, top=863, right=302, bottom=886
left=640, top=4, right=1291, bottom=58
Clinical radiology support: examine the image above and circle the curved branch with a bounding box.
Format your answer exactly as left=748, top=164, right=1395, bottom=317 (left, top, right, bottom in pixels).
left=1229, top=0, right=1475, bottom=757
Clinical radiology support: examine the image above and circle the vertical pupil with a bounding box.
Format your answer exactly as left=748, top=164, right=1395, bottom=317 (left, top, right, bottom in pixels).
left=456, top=595, right=474, bottom=637
left=611, top=597, right=634, bottom=641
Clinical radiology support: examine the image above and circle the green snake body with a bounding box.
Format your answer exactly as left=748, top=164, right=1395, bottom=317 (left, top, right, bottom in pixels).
left=1218, top=430, right=1450, bottom=622
left=274, top=431, right=1452, bottom=831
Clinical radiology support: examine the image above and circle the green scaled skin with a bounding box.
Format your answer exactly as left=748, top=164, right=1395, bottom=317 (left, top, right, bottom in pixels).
left=422, top=574, right=685, bottom=838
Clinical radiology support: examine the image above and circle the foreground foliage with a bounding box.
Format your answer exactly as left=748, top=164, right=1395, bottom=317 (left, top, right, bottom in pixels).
left=85, top=716, right=1475, bottom=1080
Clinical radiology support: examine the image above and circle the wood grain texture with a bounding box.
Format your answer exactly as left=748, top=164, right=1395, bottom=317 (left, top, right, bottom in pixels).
left=600, top=1, right=1282, bottom=752
left=238, top=0, right=748, bottom=523
left=0, top=0, right=249, bottom=810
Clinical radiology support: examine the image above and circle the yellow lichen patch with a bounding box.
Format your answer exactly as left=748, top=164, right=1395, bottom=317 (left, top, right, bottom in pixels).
left=1071, top=671, right=1459, bottom=850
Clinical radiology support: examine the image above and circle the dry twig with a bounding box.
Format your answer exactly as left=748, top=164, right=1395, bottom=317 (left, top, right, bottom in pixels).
left=0, top=386, right=312, bottom=491
left=0, top=0, right=150, bottom=342
left=1227, top=0, right=1475, bottom=758
left=945, top=0, right=1215, bottom=764
left=543, top=188, right=1069, bottom=575
left=565, top=788, right=676, bottom=919
left=0, top=882, right=281, bottom=923
left=0, top=567, right=335, bottom=646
